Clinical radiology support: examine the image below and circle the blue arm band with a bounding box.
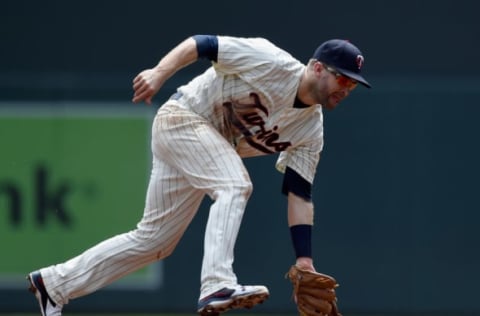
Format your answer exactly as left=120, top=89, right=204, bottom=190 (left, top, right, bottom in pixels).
left=282, top=167, right=312, bottom=201
left=193, top=35, right=218, bottom=62
left=290, top=224, right=312, bottom=258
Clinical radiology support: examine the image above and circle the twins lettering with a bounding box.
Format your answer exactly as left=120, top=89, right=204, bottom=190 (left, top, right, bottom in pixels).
left=223, top=93, right=291, bottom=154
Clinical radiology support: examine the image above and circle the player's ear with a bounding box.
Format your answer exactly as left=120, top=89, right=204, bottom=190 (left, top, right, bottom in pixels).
left=311, top=60, right=324, bottom=77
left=316, top=61, right=325, bottom=72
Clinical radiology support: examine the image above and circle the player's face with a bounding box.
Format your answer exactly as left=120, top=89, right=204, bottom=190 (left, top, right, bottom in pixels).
left=324, top=65, right=358, bottom=91
left=317, top=63, right=358, bottom=110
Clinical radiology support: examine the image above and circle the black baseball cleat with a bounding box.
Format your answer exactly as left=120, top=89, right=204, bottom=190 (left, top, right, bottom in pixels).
left=27, top=271, right=62, bottom=316
left=197, top=285, right=269, bottom=315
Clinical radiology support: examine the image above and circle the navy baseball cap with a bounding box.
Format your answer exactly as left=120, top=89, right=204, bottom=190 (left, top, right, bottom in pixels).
left=313, top=39, right=371, bottom=88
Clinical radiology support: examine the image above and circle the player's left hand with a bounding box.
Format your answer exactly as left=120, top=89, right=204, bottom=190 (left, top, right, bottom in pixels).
left=286, top=265, right=341, bottom=316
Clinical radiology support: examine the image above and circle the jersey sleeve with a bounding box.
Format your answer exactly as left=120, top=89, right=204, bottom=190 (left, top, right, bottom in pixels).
left=276, top=106, right=324, bottom=184
left=282, top=166, right=312, bottom=200
left=276, top=145, right=322, bottom=184
left=214, top=36, right=291, bottom=75
left=193, top=35, right=218, bottom=62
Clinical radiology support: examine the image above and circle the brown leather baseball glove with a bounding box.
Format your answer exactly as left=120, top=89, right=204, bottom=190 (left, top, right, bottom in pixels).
left=286, top=265, right=341, bottom=316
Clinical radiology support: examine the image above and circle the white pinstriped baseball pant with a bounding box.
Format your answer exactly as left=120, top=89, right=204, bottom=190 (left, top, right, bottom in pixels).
left=40, top=103, right=252, bottom=305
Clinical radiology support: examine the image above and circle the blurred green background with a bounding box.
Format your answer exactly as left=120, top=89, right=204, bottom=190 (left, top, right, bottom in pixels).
left=1, top=0, right=479, bottom=315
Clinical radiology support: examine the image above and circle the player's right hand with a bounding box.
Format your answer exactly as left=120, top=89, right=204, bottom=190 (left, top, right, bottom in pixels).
left=132, top=68, right=165, bottom=105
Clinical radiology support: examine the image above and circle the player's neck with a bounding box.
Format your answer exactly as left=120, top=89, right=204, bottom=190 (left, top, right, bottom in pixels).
left=296, top=71, right=315, bottom=107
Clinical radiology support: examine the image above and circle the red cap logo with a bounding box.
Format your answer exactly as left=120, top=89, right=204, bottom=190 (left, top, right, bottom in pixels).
left=356, top=55, right=364, bottom=70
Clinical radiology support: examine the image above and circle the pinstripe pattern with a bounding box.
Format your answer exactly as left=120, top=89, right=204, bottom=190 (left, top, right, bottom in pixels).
left=37, top=36, right=325, bottom=307
left=177, top=36, right=324, bottom=180
left=152, top=105, right=253, bottom=296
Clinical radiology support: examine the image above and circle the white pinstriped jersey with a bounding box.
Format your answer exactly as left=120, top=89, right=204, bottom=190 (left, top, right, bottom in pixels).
left=170, top=36, right=324, bottom=184
left=36, top=36, right=325, bottom=306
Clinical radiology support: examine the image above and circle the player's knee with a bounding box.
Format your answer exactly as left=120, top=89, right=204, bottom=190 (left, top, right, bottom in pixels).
left=241, top=180, right=253, bottom=198
left=160, top=243, right=177, bottom=258
left=128, top=229, right=178, bottom=259
left=231, top=177, right=253, bottom=198
left=215, top=179, right=253, bottom=200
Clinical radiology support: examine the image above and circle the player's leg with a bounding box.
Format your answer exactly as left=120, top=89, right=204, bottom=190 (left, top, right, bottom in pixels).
left=194, top=142, right=269, bottom=315
left=28, top=136, right=205, bottom=311
left=151, top=105, right=269, bottom=314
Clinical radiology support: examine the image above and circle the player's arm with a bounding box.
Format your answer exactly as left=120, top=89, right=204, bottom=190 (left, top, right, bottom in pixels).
left=132, top=35, right=218, bottom=104
left=283, top=166, right=316, bottom=272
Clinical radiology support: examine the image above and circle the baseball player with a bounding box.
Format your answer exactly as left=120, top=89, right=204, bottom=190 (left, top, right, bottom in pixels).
left=27, top=35, right=370, bottom=316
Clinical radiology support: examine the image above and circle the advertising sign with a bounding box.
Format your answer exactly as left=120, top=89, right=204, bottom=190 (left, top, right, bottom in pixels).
left=0, top=103, right=161, bottom=289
